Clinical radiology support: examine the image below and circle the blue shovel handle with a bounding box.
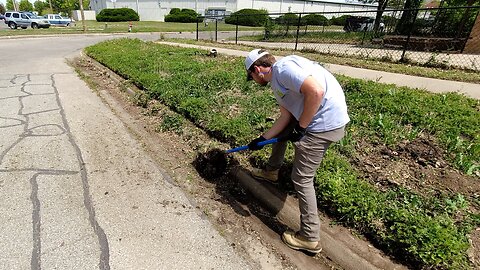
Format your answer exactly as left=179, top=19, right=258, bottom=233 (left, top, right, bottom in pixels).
left=225, top=138, right=279, bottom=153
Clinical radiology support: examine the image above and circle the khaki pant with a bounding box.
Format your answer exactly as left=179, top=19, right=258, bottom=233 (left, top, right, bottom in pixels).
left=266, top=123, right=345, bottom=241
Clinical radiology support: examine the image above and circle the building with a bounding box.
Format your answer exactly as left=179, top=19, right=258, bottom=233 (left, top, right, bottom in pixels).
left=89, top=0, right=378, bottom=22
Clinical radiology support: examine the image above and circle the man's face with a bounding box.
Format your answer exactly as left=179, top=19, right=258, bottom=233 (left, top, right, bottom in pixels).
left=248, top=68, right=269, bottom=87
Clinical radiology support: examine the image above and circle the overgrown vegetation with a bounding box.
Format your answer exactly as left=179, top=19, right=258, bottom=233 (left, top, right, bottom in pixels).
left=84, top=38, right=480, bottom=269
left=224, top=8, right=269, bottom=27
left=164, top=8, right=200, bottom=23
left=96, top=8, right=139, bottom=22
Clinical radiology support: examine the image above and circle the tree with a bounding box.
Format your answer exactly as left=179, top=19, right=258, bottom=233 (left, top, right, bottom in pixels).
left=50, top=0, right=88, bottom=15
left=395, top=0, right=422, bottom=34
left=6, top=0, right=17, bottom=11
left=0, top=3, right=6, bottom=14
left=360, top=0, right=404, bottom=32
left=34, top=0, right=48, bottom=14
left=19, top=0, right=33, bottom=11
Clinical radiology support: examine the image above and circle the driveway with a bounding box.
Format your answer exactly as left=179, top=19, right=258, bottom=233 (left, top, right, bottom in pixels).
left=0, top=35, right=251, bottom=269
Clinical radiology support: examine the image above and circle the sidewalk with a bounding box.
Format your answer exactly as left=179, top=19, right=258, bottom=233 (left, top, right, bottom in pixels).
left=158, top=41, right=480, bottom=100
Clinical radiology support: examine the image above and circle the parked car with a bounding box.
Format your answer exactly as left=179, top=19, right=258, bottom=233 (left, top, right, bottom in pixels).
left=43, top=14, right=75, bottom=27
left=4, top=11, right=50, bottom=29
left=344, top=16, right=384, bottom=32
left=0, top=14, right=5, bottom=21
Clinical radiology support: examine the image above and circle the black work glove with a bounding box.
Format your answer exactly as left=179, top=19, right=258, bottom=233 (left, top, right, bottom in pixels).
left=248, top=136, right=267, bottom=151
left=289, top=123, right=306, bottom=142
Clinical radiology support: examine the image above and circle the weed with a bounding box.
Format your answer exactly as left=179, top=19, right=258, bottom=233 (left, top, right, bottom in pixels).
left=158, top=113, right=184, bottom=134
left=132, top=91, right=149, bottom=108
left=423, top=53, right=451, bottom=69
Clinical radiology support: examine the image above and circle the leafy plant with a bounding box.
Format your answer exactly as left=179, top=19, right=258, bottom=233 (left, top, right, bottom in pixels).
left=159, top=113, right=184, bottom=134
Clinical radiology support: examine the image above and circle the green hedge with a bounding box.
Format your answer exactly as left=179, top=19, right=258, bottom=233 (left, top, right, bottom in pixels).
left=225, top=9, right=269, bottom=26
left=96, top=8, right=139, bottom=22
left=303, top=14, right=330, bottom=26
left=164, top=8, right=200, bottom=23
left=330, top=15, right=349, bottom=26
left=84, top=39, right=479, bottom=269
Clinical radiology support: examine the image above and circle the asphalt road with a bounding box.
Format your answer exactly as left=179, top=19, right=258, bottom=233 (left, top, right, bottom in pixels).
left=0, top=34, right=251, bottom=269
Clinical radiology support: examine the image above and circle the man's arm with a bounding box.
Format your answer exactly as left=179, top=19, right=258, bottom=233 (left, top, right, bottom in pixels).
left=263, top=106, right=292, bottom=139
left=298, top=76, right=325, bottom=128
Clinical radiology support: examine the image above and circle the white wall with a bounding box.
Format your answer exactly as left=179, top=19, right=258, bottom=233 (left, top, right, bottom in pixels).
left=72, top=10, right=97, bottom=20
left=89, top=0, right=378, bottom=21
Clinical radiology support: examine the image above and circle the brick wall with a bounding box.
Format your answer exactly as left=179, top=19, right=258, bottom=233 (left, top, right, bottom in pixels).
left=464, top=13, right=480, bottom=54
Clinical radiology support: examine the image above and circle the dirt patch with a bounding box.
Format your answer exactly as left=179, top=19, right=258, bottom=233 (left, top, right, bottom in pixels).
left=354, top=136, right=480, bottom=198
left=193, top=148, right=238, bottom=180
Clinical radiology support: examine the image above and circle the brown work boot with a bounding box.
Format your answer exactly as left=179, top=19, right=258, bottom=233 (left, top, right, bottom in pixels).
left=282, top=230, right=322, bottom=254
left=250, top=168, right=279, bottom=184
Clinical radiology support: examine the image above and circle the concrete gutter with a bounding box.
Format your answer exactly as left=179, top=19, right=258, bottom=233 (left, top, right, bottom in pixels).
left=234, top=169, right=407, bottom=270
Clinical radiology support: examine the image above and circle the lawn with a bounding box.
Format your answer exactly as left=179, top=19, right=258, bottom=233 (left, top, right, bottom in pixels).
left=0, top=20, right=262, bottom=36
left=84, top=38, right=480, bottom=269
left=165, top=39, right=480, bottom=84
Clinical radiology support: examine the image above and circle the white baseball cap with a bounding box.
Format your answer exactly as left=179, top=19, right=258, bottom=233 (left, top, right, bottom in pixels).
left=245, top=49, right=269, bottom=80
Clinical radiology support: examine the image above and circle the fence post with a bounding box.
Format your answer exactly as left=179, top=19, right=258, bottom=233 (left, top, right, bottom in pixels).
left=215, top=19, right=218, bottom=42
left=235, top=15, right=239, bottom=45
left=361, top=26, right=368, bottom=45
left=295, top=13, right=302, bottom=51
left=401, top=9, right=419, bottom=62
left=196, top=17, right=199, bottom=41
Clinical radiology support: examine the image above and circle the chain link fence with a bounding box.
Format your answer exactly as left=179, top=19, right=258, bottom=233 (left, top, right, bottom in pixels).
left=196, top=6, right=480, bottom=71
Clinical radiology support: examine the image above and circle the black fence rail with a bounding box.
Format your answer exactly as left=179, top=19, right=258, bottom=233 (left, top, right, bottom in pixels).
left=196, top=6, right=480, bottom=71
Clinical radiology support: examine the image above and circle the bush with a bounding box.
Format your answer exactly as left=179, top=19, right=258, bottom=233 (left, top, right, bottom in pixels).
left=225, top=9, right=269, bottom=27
left=303, top=14, right=330, bottom=26
left=164, top=8, right=200, bottom=23
left=275, top=13, right=304, bottom=26
left=170, top=8, right=181, bottom=15
left=330, top=15, right=349, bottom=26
left=96, top=8, right=139, bottom=22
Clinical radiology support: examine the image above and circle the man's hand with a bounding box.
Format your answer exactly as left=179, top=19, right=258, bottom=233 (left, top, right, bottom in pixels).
left=289, top=123, right=306, bottom=142
left=248, top=136, right=267, bottom=150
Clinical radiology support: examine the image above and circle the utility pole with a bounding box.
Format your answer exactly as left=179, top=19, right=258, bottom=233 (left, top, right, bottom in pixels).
left=79, top=0, right=86, bottom=32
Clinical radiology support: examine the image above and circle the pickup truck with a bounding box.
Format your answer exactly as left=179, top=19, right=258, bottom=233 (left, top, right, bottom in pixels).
left=43, top=14, right=74, bottom=26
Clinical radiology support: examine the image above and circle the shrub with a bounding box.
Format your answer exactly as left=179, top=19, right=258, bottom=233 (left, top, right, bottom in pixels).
left=225, top=9, right=269, bottom=26
left=170, top=8, right=180, bottom=15
left=275, top=13, right=304, bottom=26
left=330, top=15, right=349, bottom=26
left=164, top=8, right=200, bottom=23
left=303, top=14, right=330, bottom=26
left=96, top=8, right=139, bottom=22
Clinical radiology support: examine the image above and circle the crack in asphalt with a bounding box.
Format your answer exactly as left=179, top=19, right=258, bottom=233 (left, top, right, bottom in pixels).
left=0, top=73, right=110, bottom=270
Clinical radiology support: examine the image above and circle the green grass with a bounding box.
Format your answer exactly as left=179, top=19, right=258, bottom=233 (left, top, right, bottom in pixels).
left=84, top=38, right=480, bottom=269
left=240, top=28, right=368, bottom=44
left=0, top=20, right=261, bottom=36
left=164, top=39, right=480, bottom=84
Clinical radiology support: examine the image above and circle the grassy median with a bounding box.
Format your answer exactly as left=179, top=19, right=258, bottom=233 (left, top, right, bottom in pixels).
left=84, top=38, right=480, bottom=269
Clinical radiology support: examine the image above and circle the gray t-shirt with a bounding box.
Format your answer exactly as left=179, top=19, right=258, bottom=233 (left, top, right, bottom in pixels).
left=270, top=55, right=350, bottom=132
